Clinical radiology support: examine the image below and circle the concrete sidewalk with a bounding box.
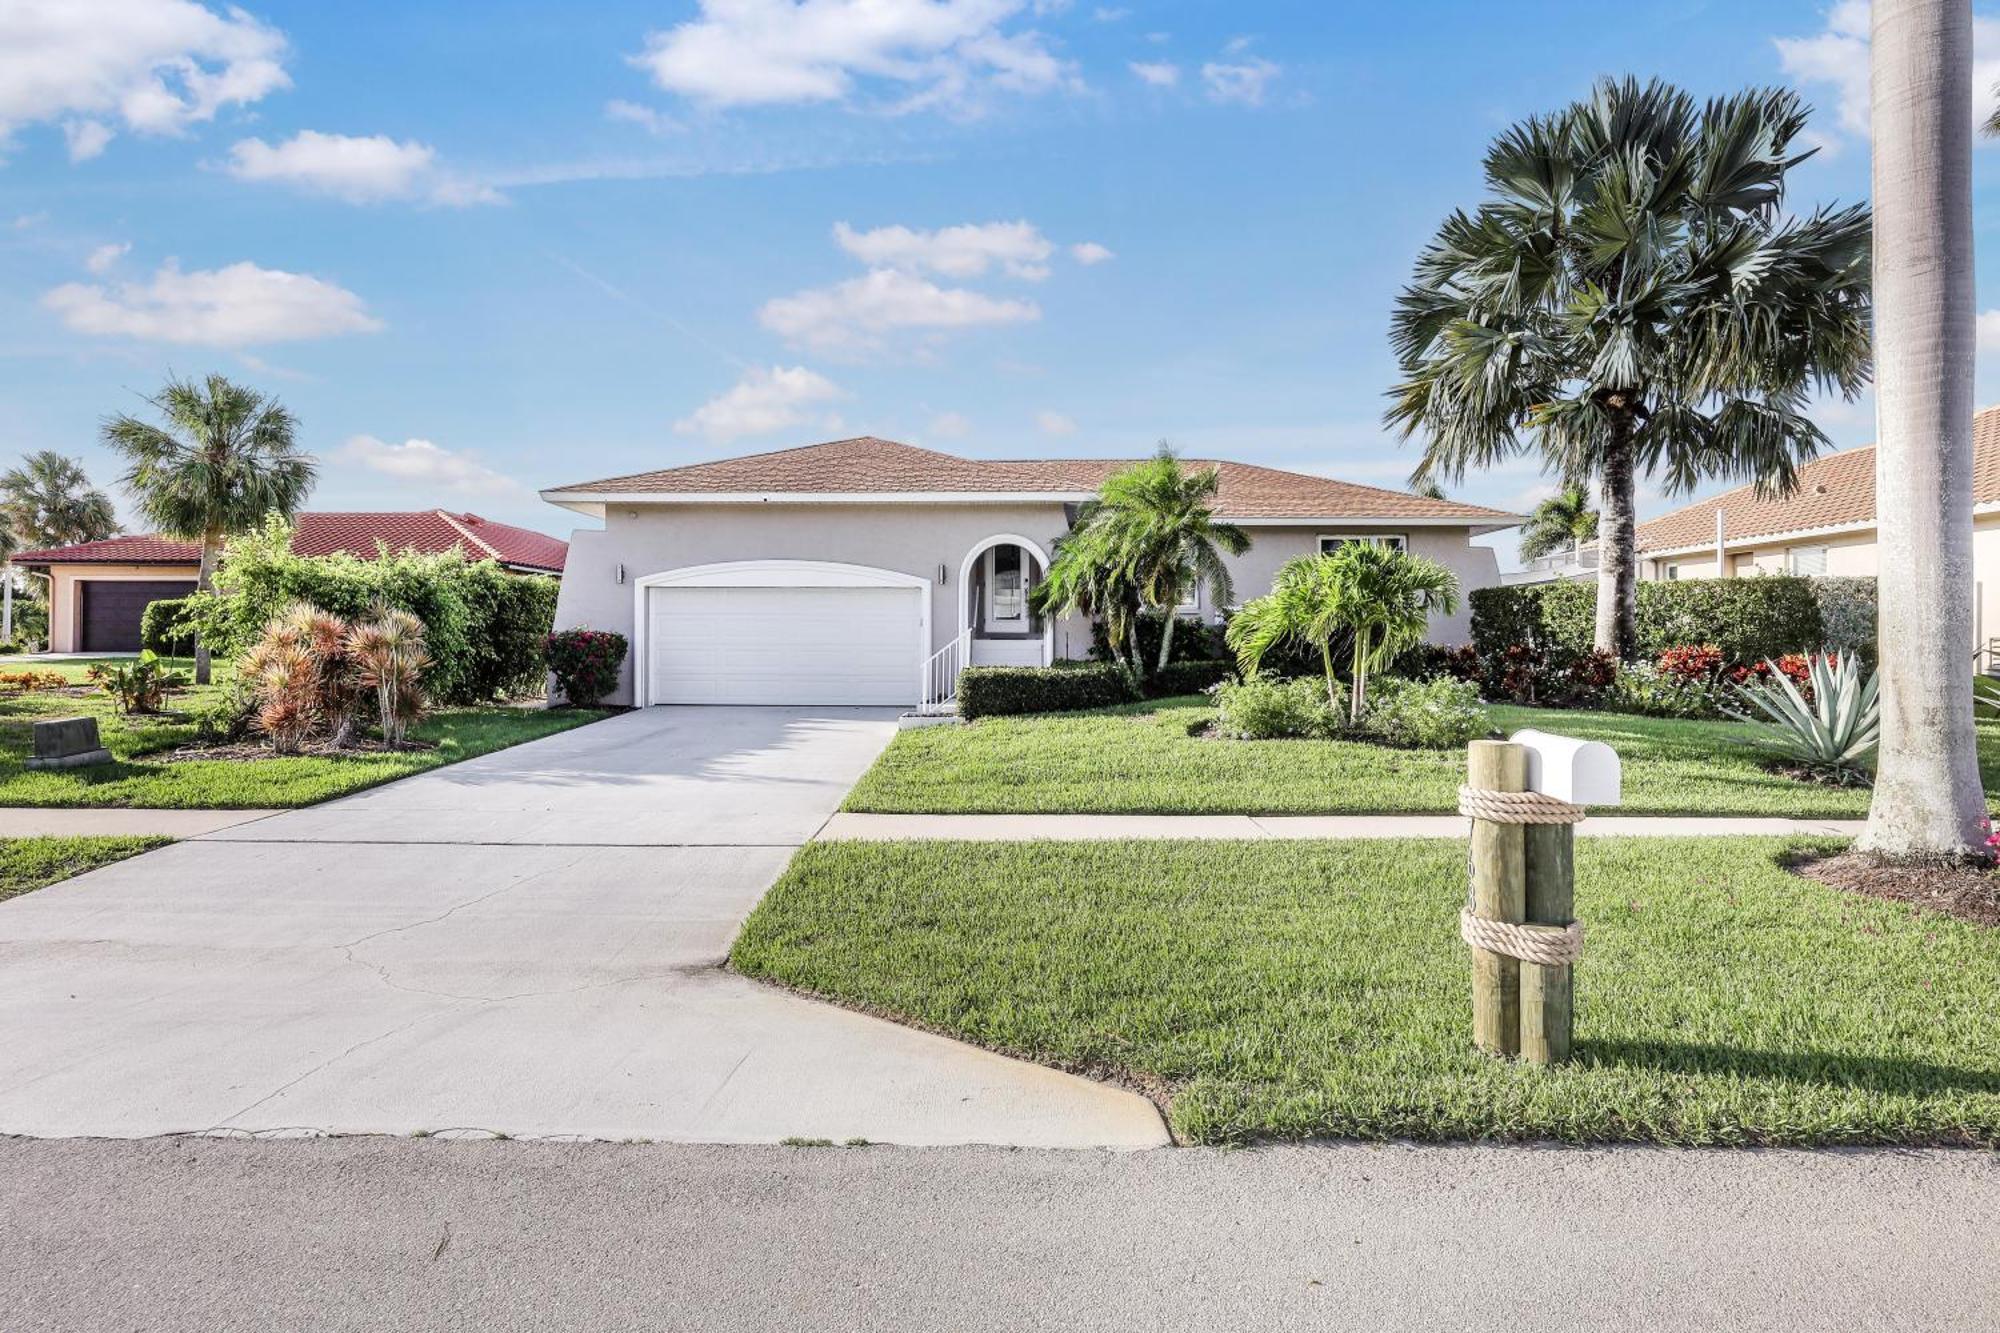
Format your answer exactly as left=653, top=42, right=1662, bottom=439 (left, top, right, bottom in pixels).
left=818, top=812, right=1868, bottom=841
left=6, top=1136, right=1995, bottom=1332
left=0, top=808, right=281, bottom=839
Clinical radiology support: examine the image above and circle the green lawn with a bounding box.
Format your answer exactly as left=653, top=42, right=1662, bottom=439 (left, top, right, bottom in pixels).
left=0, top=835, right=170, bottom=902
left=843, top=695, right=2000, bottom=817
left=733, top=837, right=2000, bottom=1146
left=0, top=663, right=610, bottom=808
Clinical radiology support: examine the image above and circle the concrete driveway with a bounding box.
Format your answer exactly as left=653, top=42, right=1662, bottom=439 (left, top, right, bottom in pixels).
left=0, top=708, right=1165, bottom=1147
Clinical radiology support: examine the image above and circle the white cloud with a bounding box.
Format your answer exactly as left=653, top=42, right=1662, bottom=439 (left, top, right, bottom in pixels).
left=1979, top=309, right=2000, bottom=352
left=225, top=131, right=501, bottom=206
left=1069, top=240, right=1113, bottom=265
left=1129, top=60, right=1180, bottom=87
left=834, top=219, right=1055, bottom=279
left=1035, top=410, right=1077, bottom=435
left=1776, top=2, right=2000, bottom=147
left=628, top=0, right=1079, bottom=113
left=605, top=99, right=683, bottom=136
left=1093, top=6, right=1130, bottom=20
left=64, top=119, right=114, bottom=161
left=335, top=435, right=524, bottom=498
left=673, top=365, right=848, bottom=443
left=0, top=0, right=289, bottom=159
left=760, top=267, right=1040, bottom=356
left=42, top=259, right=382, bottom=347
left=926, top=410, right=972, bottom=438
left=1202, top=57, right=1280, bottom=107
left=84, top=242, right=129, bottom=274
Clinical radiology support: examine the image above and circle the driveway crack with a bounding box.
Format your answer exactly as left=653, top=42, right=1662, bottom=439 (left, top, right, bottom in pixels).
left=202, top=1012, right=441, bottom=1131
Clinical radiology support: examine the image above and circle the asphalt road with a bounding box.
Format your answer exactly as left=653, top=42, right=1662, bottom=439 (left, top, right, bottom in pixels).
left=5, top=1136, right=1995, bottom=1332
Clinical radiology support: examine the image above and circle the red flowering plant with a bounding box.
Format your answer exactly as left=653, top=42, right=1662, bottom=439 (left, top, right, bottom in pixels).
left=546, top=627, right=628, bottom=707
left=1657, top=643, right=1724, bottom=683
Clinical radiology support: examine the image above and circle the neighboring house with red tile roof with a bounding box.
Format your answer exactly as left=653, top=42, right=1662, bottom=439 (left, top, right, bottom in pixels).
left=14, top=510, right=566, bottom=653
left=1633, top=406, right=2000, bottom=649
left=540, top=436, right=1521, bottom=710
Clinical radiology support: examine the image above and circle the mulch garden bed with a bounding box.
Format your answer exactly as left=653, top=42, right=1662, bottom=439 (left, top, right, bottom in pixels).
left=1792, top=851, right=2000, bottom=928
left=163, top=737, right=438, bottom=762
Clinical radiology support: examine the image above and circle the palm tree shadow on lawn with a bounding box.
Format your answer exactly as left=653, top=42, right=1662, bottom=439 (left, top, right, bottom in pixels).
left=1575, top=1039, right=2000, bottom=1096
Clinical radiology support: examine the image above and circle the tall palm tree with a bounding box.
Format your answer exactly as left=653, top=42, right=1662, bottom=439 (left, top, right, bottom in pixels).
left=0, top=451, right=118, bottom=550
left=1228, top=543, right=1458, bottom=722
left=1087, top=447, right=1250, bottom=670
left=1517, top=485, right=1599, bottom=560
left=1859, top=1, right=1986, bottom=860
left=103, top=374, right=316, bottom=683
left=1386, top=76, right=1873, bottom=657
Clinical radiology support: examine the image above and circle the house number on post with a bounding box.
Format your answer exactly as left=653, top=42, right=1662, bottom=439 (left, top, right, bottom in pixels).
left=1460, top=730, right=1620, bottom=1065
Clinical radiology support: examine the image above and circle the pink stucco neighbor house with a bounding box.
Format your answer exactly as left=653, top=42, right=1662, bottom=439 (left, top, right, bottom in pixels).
left=541, top=436, right=1520, bottom=711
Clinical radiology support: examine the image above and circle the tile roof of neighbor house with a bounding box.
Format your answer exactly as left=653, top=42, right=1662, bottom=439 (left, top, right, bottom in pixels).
left=545, top=435, right=1521, bottom=524
left=12, top=511, right=567, bottom=573
left=1634, top=407, right=2000, bottom=554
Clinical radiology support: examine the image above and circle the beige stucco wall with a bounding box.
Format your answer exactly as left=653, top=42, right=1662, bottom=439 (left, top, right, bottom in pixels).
left=36, top=562, right=201, bottom=653
left=551, top=503, right=1504, bottom=705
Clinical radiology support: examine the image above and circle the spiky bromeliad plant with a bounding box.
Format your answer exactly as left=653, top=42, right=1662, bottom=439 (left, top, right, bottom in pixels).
left=347, top=605, right=431, bottom=746
left=1725, top=651, right=1879, bottom=785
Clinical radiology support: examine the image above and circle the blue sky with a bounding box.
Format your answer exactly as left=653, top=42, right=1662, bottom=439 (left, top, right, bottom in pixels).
left=4, top=0, right=1998, bottom=561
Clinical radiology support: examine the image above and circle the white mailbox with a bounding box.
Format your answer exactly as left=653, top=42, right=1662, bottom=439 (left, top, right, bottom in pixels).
left=1510, top=729, right=1621, bottom=807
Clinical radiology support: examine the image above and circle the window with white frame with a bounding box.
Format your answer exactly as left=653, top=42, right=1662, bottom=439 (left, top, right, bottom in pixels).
left=1785, top=545, right=1829, bottom=576
left=1319, top=534, right=1408, bottom=555
left=1176, top=585, right=1199, bottom=612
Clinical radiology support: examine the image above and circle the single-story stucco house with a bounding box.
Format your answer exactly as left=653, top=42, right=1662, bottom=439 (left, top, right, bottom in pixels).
left=15, top=510, right=567, bottom=653
left=1634, top=405, right=2000, bottom=649
left=542, top=436, right=1519, bottom=709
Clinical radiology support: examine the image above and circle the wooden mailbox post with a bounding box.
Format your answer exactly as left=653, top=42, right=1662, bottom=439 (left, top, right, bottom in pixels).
left=1462, top=729, right=1620, bottom=1065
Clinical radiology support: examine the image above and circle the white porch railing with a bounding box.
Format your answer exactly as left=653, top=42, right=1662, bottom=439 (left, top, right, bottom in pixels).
left=919, top=629, right=972, bottom=715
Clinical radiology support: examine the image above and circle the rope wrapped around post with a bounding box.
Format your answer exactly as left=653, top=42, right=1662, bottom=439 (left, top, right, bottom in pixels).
left=1458, top=783, right=1586, bottom=967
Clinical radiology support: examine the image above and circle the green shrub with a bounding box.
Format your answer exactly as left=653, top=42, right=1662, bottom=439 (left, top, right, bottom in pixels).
left=1362, top=675, right=1488, bottom=749
left=1470, top=577, right=1824, bottom=664
left=956, top=662, right=1131, bottom=720
left=178, top=516, right=560, bottom=704
left=140, top=596, right=196, bottom=656
left=1145, top=659, right=1234, bottom=698
left=1604, top=661, right=1725, bottom=719
left=1091, top=611, right=1229, bottom=666
left=6, top=598, right=47, bottom=647
left=1211, top=676, right=1340, bottom=739
left=546, top=627, right=627, bottom=707
left=1811, top=576, right=1876, bottom=666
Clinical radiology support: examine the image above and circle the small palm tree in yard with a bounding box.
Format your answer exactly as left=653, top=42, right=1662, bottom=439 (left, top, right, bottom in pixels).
left=1517, top=485, right=1599, bottom=560
left=1387, top=76, right=1872, bottom=657
left=1228, top=543, right=1458, bottom=724
left=1091, top=447, right=1250, bottom=671
left=103, top=374, right=316, bottom=684
left=1031, top=518, right=1144, bottom=677
left=347, top=606, right=430, bottom=746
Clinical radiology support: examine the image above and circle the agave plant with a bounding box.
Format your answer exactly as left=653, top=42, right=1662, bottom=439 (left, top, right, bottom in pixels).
left=1725, top=651, right=1880, bottom=784
left=347, top=605, right=430, bottom=746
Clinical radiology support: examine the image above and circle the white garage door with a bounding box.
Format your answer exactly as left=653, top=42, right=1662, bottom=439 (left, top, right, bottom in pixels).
left=646, top=584, right=921, bottom=705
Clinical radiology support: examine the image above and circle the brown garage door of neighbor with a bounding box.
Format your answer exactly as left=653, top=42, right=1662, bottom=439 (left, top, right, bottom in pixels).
left=79, top=580, right=198, bottom=653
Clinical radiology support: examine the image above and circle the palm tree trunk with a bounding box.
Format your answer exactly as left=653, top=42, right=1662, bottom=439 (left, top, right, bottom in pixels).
left=1156, top=608, right=1177, bottom=672
left=1349, top=630, right=1369, bottom=724
left=1320, top=641, right=1340, bottom=714
left=1593, top=417, right=1638, bottom=658
left=1859, top=0, right=1987, bottom=860
left=192, top=525, right=222, bottom=685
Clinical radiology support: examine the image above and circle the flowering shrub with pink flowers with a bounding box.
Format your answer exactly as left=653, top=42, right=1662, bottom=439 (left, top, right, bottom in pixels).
left=546, top=627, right=628, bottom=707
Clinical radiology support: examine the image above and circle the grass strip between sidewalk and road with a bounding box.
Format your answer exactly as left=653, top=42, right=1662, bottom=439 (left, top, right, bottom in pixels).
left=0, top=836, right=170, bottom=903
left=732, top=836, right=2000, bottom=1147
left=842, top=695, right=2000, bottom=818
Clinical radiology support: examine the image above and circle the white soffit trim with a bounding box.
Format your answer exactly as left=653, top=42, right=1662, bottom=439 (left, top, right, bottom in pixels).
left=539, top=490, right=1095, bottom=506
left=1639, top=516, right=1878, bottom=559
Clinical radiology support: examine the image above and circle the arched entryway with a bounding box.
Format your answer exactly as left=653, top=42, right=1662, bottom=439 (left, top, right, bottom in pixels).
left=958, top=534, right=1053, bottom=667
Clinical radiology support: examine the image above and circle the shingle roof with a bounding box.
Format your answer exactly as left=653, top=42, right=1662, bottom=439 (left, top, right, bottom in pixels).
left=14, top=510, right=567, bottom=573
left=1634, top=407, right=2000, bottom=553
left=546, top=436, right=1519, bottom=524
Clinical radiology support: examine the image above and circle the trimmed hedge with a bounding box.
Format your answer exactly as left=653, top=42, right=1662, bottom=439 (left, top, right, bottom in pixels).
left=1470, top=577, right=1825, bottom=664
left=140, top=596, right=196, bottom=656
left=1091, top=611, right=1230, bottom=666
left=180, top=516, right=561, bottom=703
left=957, top=663, right=1131, bottom=720
left=1146, top=659, right=1234, bottom=697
